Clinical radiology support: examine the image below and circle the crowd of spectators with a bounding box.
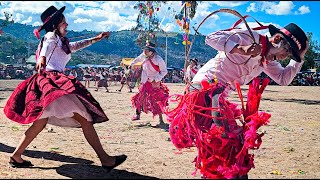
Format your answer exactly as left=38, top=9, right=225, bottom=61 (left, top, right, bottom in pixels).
left=0, top=64, right=35, bottom=80
left=291, top=72, right=320, bottom=86
left=1, top=63, right=319, bottom=86
left=163, top=69, right=185, bottom=83
left=258, top=71, right=320, bottom=86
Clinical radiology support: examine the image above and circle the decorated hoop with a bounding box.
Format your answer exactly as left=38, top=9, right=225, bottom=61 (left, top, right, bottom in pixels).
left=187, top=8, right=258, bottom=65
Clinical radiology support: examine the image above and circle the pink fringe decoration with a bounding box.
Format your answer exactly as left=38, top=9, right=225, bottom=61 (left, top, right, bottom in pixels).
left=33, top=28, right=40, bottom=40
left=131, top=81, right=169, bottom=117
left=163, top=77, right=271, bottom=179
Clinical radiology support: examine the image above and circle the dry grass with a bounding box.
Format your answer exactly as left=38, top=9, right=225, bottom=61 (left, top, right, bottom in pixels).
left=0, top=80, right=319, bottom=179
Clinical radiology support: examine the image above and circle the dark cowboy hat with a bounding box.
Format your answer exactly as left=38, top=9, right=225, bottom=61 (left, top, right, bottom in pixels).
left=38, top=5, right=66, bottom=32
left=269, top=23, right=308, bottom=62
left=190, top=58, right=198, bottom=64
left=144, top=42, right=156, bottom=53
left=33, top=6, right=65, bottom=39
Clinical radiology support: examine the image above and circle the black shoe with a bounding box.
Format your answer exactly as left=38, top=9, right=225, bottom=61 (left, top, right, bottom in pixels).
left=152, top=123, right=169, bottom=130
left=9, top=157, right=34, bottom=168
left=102, top=155, right=127, bottom=172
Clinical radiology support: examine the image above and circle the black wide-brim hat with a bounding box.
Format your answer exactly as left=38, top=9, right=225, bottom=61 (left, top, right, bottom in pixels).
left=190, top=58, right=198, bottom=64
left=269, top=23, right=308, bottom=62
left=38, top=6, right=66, bottom=32
left=144, top=42, right=156, bottom=52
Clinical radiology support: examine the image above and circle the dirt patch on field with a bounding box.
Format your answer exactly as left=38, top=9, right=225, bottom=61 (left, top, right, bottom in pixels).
left=0, top=80, right=319, bottom=179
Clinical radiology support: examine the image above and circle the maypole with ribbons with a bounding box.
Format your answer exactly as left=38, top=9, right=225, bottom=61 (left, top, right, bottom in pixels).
left=132, top=1, right=167, bottom=48
left=174, top=1, right=198, bottom=70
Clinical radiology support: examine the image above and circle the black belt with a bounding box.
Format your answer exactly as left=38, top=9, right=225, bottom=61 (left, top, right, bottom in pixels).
left=48, top=70, right=62, bottom=73
left=47, top=70, right=63, bottom=75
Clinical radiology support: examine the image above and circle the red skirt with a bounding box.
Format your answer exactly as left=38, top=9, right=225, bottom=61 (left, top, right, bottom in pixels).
left=131, top=81, right=169, bottom=117
left=163, top=78, right=271, bottom=179
left=4, top=71, right=108, bottom=125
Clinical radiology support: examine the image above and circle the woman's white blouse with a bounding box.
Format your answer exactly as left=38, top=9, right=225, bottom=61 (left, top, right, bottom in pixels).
left=39, top=32, right=93, bottom=72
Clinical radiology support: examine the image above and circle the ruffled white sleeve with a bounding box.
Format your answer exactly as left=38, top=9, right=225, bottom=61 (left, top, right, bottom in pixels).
left=69, top=38, right=94, bottom=53
left=263, top=60, right=304, bottom=86
left=130, top=53, right=145, bottom=66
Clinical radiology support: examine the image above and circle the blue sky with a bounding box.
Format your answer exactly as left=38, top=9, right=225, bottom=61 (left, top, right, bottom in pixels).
left=0, top=1, right=319, bottom=43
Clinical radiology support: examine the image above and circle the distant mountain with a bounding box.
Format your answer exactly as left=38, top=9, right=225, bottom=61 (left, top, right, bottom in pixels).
left=0, top=20, right=217, bottom=68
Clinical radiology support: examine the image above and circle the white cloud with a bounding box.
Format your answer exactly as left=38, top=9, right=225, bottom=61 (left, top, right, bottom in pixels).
left=261, top=1, right=295, bottom=15
left=246, top=1, right=309, bottom=16
left=4, top=1, right=57, bottom=14
left=1, top=1, right=223, bottom=34
left=21, top=16, right=32, bottom=24
left=14, top=13, right=24, bottom=22
left=64, top=1, right=140, bottom=32
left=67, top=1, right=101, bottom=8
left=246, top=3, right=258, bottom=13
left=74, top=18, right=92, bottom=24
left=209, top=1, right=247, bottom=8
left=0, top=1, right=309, bottom=38
left=32, top=21, right=41, bottom=27
left=295, top=5, right=310, bottom=15
left=238, top=21, right=272, bottom=37
left=0, top=1, right=65, bottom=26
left=118, top=21, right=137, bottom=31
left=188, top=2, right=220, bottom=35
left=162, top=22, right=176, bottom=32
left=101, top=1, right=133, bottom=11
left=71, top=6, right=106, bottom=18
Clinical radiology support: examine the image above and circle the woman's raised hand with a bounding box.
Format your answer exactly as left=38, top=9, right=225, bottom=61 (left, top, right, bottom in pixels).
left=96, top=32, right=110, bottom=41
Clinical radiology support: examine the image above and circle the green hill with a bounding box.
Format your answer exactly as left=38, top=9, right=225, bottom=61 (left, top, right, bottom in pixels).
left=0, top=20, right=217, bottom=68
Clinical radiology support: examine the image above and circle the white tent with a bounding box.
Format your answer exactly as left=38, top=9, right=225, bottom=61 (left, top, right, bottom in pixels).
left=26, top=55, right=36, bottom=65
